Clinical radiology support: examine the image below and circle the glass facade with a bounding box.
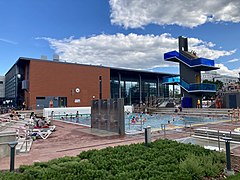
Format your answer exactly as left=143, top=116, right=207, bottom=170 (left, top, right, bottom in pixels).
left=110, top=79, right=119, bottom=99
left=142, top=81, right=157, bottom=102
left=110, top=69, right=171, bottom=105
left=123, top=81, right=140, bottom=105
left=110, top=78, right=140, bottom=105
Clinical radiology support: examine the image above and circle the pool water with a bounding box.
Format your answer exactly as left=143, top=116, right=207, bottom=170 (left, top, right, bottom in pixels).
left=125, top=113, right=228, bottom=132
left=54, top=114, right=91, bottom=126
left=54, top=113, right=229, bottom=133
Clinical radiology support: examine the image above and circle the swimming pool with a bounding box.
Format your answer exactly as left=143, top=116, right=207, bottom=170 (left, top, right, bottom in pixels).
left=53, top=114, right=91, bottom=126
left=53, top=113, right=229, bottom=133
left=125, top=113, right=229, bottom=132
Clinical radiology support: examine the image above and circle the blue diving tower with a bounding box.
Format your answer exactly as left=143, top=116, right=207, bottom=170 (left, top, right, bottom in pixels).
left=163, top=36, right=219, bottom=108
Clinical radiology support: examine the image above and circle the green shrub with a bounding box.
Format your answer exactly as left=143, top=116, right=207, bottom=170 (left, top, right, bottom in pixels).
left=0, top=139, right=226, bottom=179
left=179, top=154, right=204, bottom=179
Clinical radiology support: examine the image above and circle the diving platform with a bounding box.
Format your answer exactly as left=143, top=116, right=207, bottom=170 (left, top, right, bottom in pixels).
left=164, top=51, right=219, bottom=71
left=163, top=36, right=219, bottom=108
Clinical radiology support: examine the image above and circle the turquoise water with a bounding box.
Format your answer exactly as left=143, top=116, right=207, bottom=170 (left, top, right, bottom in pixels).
left=125, top=113, right=228, bottom=132
left=53, top=114, right=91, bottom=126
left=54, top=113, right=228, bottom=133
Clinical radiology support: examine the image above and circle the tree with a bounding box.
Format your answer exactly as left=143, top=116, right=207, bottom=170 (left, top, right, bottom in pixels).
left=202, top=79, right=223, bottom=91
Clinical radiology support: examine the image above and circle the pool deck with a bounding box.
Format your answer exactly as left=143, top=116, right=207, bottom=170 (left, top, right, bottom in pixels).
left=1, top=117, right=240, bottom=171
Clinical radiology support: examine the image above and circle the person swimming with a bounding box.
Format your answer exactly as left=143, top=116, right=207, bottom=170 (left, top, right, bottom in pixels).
left=135, top=115, right=139, bottom=122
left=131, top=116, right=136, bottom=124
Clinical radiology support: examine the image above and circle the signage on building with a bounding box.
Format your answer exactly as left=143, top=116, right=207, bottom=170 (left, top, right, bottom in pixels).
left=75, top=88, right=80, bottom=93
left=74, top=99, right=81, bottom=103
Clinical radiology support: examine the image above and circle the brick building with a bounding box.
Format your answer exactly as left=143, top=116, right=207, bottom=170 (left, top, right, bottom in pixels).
left=5, top=57, right=174, bottom=109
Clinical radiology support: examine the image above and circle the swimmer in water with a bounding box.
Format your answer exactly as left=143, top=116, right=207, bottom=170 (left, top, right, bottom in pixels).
left=131, top=116, right=136, bottom=124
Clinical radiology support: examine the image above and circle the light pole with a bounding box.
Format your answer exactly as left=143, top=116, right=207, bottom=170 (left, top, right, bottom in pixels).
left=222, top=137, right=234, bottom=176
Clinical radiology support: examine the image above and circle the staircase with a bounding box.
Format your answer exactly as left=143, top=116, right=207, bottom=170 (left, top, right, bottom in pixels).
left=193, top=128, right=240, bottom=143
left=164, top=50, right=218, bottom=70
left=148, top=107, right=230, bottom=117
left=162, top=76, right=216, bottom=93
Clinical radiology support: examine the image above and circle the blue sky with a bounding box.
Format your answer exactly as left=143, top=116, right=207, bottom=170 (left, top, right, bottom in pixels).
left=0, top=0, right=240, bottom=76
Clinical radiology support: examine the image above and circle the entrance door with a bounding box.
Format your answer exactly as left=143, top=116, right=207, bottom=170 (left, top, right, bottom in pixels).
left=59, top=97, right=67, bottom=107
left=229, top=95, right=237, bottom=108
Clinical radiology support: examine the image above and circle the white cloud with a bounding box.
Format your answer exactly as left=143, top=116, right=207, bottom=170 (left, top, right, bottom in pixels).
left=216, top=63, right=240, bottom=77
left=0, top=38, right=18, bottom=45
left=39, top=33, right=234, bottom=71
left=227, top=58, right=240, bottom=63
left=109, top=0, right=240, bottom=28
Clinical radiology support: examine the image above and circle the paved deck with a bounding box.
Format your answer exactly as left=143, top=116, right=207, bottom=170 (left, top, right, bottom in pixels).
left=1, top=118, right=240, bottom=171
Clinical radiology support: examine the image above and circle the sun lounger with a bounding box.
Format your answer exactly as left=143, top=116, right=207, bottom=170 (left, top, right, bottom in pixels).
left=29, top=125, right=56, bottom=140
left=31, top=129, right=52, bottom=140
left=32, top=125, right=56, bottom=132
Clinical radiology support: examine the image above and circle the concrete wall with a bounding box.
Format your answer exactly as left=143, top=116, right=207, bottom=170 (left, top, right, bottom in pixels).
left=180, top=63, right=201, bottom=107
left=180, top=63, right=201, bottom=84
left=0, top=131, right=16, bottom=158
left=43, top=105, right=133, bottom=118
left=26, top=60, right=110, bottom=109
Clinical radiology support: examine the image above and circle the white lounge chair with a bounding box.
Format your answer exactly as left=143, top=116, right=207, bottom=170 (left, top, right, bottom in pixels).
left=32, top=129, right=52, bottom=140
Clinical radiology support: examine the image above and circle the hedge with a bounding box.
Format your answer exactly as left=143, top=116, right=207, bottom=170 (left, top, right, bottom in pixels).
left=0, top=139, right=226, bottom=180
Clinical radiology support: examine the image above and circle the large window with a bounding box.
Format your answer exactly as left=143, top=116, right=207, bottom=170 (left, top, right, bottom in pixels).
left=110, top=78, right=140, bottom=105
left=110, top=79, right=119, bottom=99
left=142, top=81, right=157, bottom=102
left=124, top=81, right=139, bottom=105
left=110, top=71, right=171, bottom=105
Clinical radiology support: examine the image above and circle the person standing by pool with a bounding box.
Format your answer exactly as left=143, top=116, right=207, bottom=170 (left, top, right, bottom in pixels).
left=228, top=110, right=232, bottom=122
left=178, top=106, right=182, bottom=112
left=232, top=109, right=236, bottom=122
left=197, top=99, right=201, bottom=108
left=76, top=111, right=79, bottom=123
left=50, top=111, right=54, bottom=119
left=22, top=101, right=26, bottom=110
left=49, top=100, right=53, bottom=108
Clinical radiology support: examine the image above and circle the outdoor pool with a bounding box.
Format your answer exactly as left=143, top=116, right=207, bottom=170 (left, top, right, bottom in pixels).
left=53, top=113, right=229, bottom=133
left=125, top=113, right=229, bottom=132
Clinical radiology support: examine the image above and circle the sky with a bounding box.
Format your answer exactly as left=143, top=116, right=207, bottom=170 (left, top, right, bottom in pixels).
left=0, top=0, right=240, bottom=77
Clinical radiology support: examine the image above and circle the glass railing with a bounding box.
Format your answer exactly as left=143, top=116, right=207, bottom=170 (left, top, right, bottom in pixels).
left=162, top=76, right=216, bottom=92
left=188, top=83, right=216, bottom=91
left=164, top=51, right=215, bottom=67
left=162, top=76, right=180, bottom=83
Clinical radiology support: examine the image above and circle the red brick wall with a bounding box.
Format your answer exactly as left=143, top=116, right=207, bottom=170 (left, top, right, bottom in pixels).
left=28, top=60, right=110, bottom=109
